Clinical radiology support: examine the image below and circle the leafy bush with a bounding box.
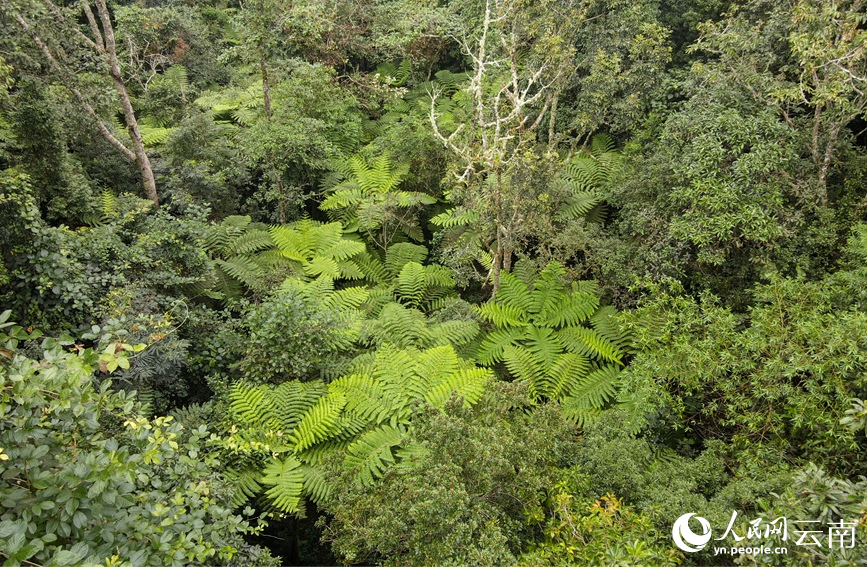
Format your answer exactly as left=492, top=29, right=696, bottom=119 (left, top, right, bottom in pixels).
left=238, top=282, right=359, bottom=382
left=0, top=316, right=272, bottom=567
left=320, top=381, right=580, bottom=567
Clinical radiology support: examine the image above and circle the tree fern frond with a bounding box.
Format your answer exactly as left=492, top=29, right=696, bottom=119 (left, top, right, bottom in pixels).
left=422, top=319, right=480, bottom=349
left=385, top=243, right=428, bottom=275
left=430, top=208, right=480, bottom=227
left=556, top=192, right=603, bottom=221
left=477, top=328, right=526, bottom=365
left=394, top=441, right=429, bottom=471
left=563, top=364, right=621, bottom=411
left=329, top=239, right=367, bottom=261
left=229, top=382, right=274, bottom=428
left=324, top=286, right=370, bottom=311
left=301, top=464, right=332, bottom=506
left=329, top=373, right=394, bottom=425
left=290, top=392, right=348, bottom=452
left=524, top=326, right=560, bottom=367
left=262, top=455, right=304, bottom=513
left=542, top=292, right=599, bottom=328
left=356, top=251, right=389, bottom=284
left=304, top=256, right=341, bottom=278
left=228, top=229, right=273, bottom=256
left=410, top=345, right=460, bottom=399
left=556, top=326, right=622, bottom=363
left=271, top=380, right=328, bottom=432
left=545, top=352, right=591, bottom=401
left=590, top=133, right=616, bottom=155
left=216, top=257, right=264, bottom=288
left=496, top=272, right=534, bottom=316
left=477, top=302, right=529, bottom=328
left=502, top=346, right=546, bottom=398
left=223, top=466, right=263, bottom=507
left=344, top=424, right=404, bottom=486
left=591, top=305, right=631, bottom=352
left=424, top=367, right=490, bottom=408
left=396, top=261, right=426, bottom=307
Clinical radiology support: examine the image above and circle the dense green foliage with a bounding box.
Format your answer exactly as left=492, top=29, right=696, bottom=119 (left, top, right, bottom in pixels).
left=2, top=0, right=867, bottom=564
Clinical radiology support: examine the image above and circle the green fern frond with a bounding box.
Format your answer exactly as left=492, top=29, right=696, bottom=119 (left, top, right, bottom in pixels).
left=477, top=302, right=529, bottom=328
left=477, top=328, right=526, bottom=365
left=424, top=367, right=490, bottom=408
left=556, top=326, right=622, bottom=363
left=329, top=373, right=395, bottom=425
left=590, top=133, right=616, bottom=155
left=496, top=272, right=534, bottom=316
left=394, top=441, right=430, bottom=471
left=229, top=382, right=275, bottom=428
left=556, top=192, right=603, bottom=221
left=224, top=466, right=263, bottom=507
left=524, top=326, right=560, bottom=368
left=410, top=345, right=460, bottom=399
left=216, top=257, right=264, bottom=288
left=591, top=305, right=631, bottom=353
left=502, top=346, right=546, bottom=398
left=542, top=292, right=599, bottom=328
left=301, top=464, right=332, bottom=506
left=228, top=229, right=273, bottom=256
left=324, top=286, right=370, bottom=311
left=304, top=256, right=341, bottom=278
left=271, top=380, right=328, bottom=432
left=344, top=424, right=404, bottom=486
left=545, top=352, right=591, bottom=401
left=396, top=262, right=426, bottom=307
left=430, top=208, right=480, bottom=228
left=99, top=191, right=117, bottom=222
left=562, top=364, right=621, bottom=415
left=385, top=243, right=428, bottom=275
left=262, top=455, right=304, bottom=512
left=290, top=392, right=348, bottom=452
left=421, top=319, right=480, bottom=350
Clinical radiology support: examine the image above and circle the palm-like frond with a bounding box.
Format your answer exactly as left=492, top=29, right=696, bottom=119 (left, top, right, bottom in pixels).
left=554, top=134, right=622, bottom=223
left=475, top=262, right=628, bottom=412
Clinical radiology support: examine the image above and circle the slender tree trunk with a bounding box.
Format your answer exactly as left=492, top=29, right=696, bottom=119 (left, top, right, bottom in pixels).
left=93, top=0, right=158, bottom=206
left=491, top=168, right=505, bottom=296
left=818, top=124, right=841, bottom=207
left=260, top=53, right=287, bottom=223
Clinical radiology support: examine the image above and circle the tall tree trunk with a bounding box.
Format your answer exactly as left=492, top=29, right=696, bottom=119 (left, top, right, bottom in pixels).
left=93, top=0, right=158, bottom=206
left=260, top=53, right=286, bottom=223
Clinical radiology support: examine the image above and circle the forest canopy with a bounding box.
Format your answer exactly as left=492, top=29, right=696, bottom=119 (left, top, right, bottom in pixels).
left=1, top=0, right=867, bottom=565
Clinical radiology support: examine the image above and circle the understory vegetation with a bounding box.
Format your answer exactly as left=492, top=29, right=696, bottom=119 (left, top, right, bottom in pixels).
left=1, top=0, right=867, bottom=565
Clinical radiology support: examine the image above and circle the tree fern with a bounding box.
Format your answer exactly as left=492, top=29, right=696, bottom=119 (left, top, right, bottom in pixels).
left=290, top=392, right=348, bottom=452
left=430, top=208, right=481, bottom=228
left=200, top=216, right=275, bottom=302
left=554, top=134, right=623, bottom=224
left=361, top=302, right=479, bottom=351
left=301, top=464, right=332, bottom=506
left=353, top=243, right=460, bottom=315
left=269, top=220, right=366, bottom=280
left=423, top=367, right=489, bottom=408
left=561, top=365, right=623, bottom=426
left=321, top=153, right=435, bottom=250
left=475, top=262, right=628, bottom=416
left=222, top=344, right=492, bottom=512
